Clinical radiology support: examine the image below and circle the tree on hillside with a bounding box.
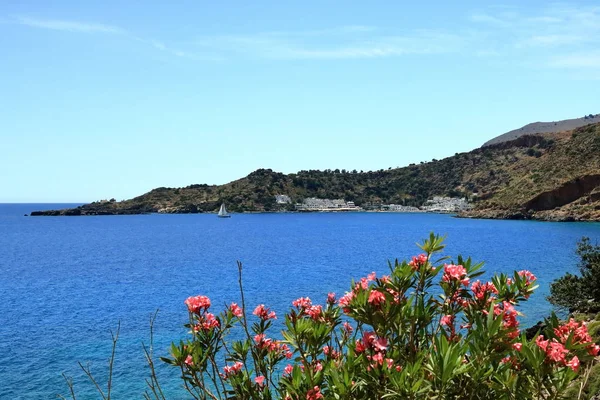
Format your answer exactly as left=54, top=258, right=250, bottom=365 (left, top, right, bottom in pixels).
left=548, top=237, right=600, bottom=312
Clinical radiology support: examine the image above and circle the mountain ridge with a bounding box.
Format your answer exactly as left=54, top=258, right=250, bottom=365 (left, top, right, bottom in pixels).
left=483, top=113, right=600, bottom=147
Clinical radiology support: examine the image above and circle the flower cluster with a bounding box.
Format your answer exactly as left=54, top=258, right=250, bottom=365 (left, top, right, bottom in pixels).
left=184, top=295, right=211, bottom=314
left=409, top=253, right=428, bottom=270
left=221, top=361, right=244, bottom=379
left=442, top=264, right=470, bottom=286
left=229, top=302, right=243, bottom=318
left=471, top=280, right=498, bottom=301
left=253, top=304, right=277, bottom=320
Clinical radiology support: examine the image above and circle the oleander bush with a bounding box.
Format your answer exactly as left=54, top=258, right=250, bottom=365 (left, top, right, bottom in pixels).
left=158, top=234, right=599, bottom=400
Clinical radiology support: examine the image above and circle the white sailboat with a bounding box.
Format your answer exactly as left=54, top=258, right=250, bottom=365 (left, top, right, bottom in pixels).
left=217, top=203, right=231, bottom=218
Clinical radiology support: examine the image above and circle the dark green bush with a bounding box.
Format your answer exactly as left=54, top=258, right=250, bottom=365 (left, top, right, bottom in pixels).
left=549, top=238, right=600, bottom=312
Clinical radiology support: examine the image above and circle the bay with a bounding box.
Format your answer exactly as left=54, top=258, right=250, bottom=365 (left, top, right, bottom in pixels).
left=1, top=204, right=599, bottom=398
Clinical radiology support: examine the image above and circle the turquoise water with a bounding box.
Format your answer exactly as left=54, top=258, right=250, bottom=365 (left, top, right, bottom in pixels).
left=1, top=204, right=600, bottom=398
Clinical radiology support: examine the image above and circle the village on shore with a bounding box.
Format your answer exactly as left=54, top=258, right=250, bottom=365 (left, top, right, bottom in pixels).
left=275, top=195, right=472, bottom=213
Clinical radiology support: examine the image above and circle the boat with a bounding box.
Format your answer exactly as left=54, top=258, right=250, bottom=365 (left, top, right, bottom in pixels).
left=217, top=203, right=231, bottom=218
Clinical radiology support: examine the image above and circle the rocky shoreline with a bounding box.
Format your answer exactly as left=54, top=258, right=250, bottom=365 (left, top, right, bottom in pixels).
left=30, top=205, right=600, bottom=222
left=458, top=208, right=600, bottom=222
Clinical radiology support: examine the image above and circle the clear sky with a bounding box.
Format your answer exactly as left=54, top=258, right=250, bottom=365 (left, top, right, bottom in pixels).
left=1, top=1, right=599, bottom=202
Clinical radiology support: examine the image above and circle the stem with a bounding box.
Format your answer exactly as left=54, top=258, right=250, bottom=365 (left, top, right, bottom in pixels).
left=237, top=261, right=259, bottom=374
left=60, top=373, right=77, bottom=400
left=107, top=322, right=120, bottom=400
left=142, top=310, right=166, bottom=400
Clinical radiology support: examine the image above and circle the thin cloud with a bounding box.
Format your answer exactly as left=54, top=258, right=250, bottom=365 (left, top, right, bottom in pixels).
left=12, top=15, right=216, bottom=60
left=468, top=4, right=600, bottom=69
left=194, top=29, right=465, bottom=60
left=14, top=16, right=125, bottom=34
left=549, top=53, right=600, bottom=68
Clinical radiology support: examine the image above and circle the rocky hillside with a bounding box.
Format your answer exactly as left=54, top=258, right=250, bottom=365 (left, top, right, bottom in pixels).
left=483, top=113, right=599, bottom=147
left=464, top=122, right=600, bottom=221
left=31, top=122, right=600, bottom=221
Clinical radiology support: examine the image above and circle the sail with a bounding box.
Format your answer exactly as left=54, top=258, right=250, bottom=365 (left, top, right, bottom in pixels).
left=218, top=203, right=229, bottom=217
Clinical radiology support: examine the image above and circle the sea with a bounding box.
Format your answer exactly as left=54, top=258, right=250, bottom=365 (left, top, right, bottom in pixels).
left=1, top=203, right=600, bottom=399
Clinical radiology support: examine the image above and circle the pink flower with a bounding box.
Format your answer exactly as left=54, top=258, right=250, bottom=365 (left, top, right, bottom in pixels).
left=327, top=292, right=336, bottom=305
left=567, top=356, right=580, bottom=372
left=536, top=335, right=549, bottom=351
left=517, top=270, right=536, bottom=285
left=293, top=297, right=312, bottom=310
left=589, top=344, right=600, bottom=356
left=367, top=271, right=377, bottom=281
left=471, top=280, right=498, bottom=300
left=323, top=345, right=340, bottom=359
left=185, top=295, right=211, bottom=314
left=343, top=322, right=353, bottom=334
left=440, top=314, right=454, bottom=327
left=253, top=304, right=276, bottom=320
left=306, top=386, right=323, bottom=400
left=368, top=290, right=386, bottom=306
left=338, top=292, right=355, bottom=313
left=546, top=341, right=568, bottom=363
left=254, top=375, right=265, bottom=386
left=284, top=364, right=294, bottom=375
left=442, top=264, right=469, bottom=286
left=193, top=312, right=220, bottom=332
left=355, top=339, right=366, bottom=354
left=512, top=342, right=523, bottom=351
left=222, top=361, right=243, bottom=379
left=372, top=337, right=388, bottom=352
left=229, top=303, right=243, bottom=318
left=184, top=355, right=193, bottom=366
left=306, top=305, right=323, bottom=321
left=409, top=254, right=428, bottom=270
left=371, top=352, right=384, bottom=366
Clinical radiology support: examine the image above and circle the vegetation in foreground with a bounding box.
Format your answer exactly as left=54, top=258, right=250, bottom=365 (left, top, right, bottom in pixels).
left=63, top=234, right=600, bottom=399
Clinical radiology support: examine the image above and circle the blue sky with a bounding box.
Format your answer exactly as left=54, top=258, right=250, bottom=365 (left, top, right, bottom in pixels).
left=1, top=1, right=599, bottom=202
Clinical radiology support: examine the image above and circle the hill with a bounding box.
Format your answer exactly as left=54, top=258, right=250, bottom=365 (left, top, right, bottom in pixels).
left=31, top=122, right=600, bottom=221
left=483, top=113, right=599, bottom=147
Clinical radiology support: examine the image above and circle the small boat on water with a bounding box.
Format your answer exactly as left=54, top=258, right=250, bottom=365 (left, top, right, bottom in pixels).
left=217, top=203, right=231, bottom=218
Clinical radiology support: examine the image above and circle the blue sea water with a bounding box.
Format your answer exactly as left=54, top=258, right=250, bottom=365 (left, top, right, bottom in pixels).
left=2, top=203, right=600, bottom=399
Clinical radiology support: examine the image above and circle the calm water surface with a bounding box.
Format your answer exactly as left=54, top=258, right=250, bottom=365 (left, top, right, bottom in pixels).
left=2, top=204, right=600, bottom=398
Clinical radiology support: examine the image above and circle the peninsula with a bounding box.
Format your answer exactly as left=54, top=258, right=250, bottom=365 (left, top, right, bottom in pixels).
left=31, top=118, right=600, bottom=222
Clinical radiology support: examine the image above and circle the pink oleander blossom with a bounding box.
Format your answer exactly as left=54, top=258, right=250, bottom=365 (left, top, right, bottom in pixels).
left=567, top=356, right=580, bottom=372
left=229, top=302, right=243, bottom=318
left=368, top=290, right=386, bottom=306
left=327, top=292, right=336, bottom=305
left=471, top=280, right=498, bottom=300
left=338, top=291, right=355, bottom=313
left=440, top=314, right=454, bottom=327
left=306, top=386, right=323, bottom=400
left=517, top=270, right=536, bottom=285
left=409, top=254, right=428, bottom=270
left=253, top=304, right=276, bottom=320
left=222, top=361, right=243, bottom=379
left=442, top=264, right=469, bottom=286
left=293, top=297, right=312, bottom=310
left=185, top=295, right=211, bottom=314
